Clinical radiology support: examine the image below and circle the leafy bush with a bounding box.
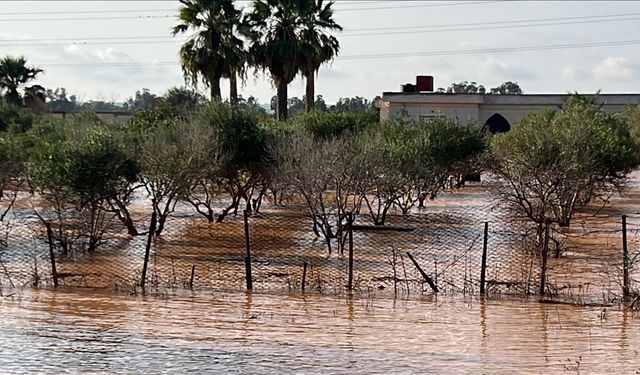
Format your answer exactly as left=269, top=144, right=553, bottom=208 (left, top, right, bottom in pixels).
left=293, top=110, right=378, bottom=139
left=29, top=125, right=140, bottom=253
left=492, top=94, right=640, bottom=232
left=0, top=99, right=34, bottom=132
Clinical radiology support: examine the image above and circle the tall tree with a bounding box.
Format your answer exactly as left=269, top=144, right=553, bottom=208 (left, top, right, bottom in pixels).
left=0, top=56, right=43, bottom=107
left=299, top=0, right=341, bottom=112
left=243, top=0, right=307, bottom=120
left=172, top=0, right=245, bottom=102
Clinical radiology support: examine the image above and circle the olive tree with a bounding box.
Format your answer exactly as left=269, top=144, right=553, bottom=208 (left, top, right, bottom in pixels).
left=352, top=129, right=406, bottom=225
left=380, top=118, right=487, bottom=217
left=196, top=102, right=269, bottom=222
left=269, top=132, right=363, bottom=254
left=29, top=127, right=139, bottom=255
left=492, top=95, right=640, bottom=240
left=138, top=119, right=220, bottom=235
left=0, top=135, right=24, bottom=222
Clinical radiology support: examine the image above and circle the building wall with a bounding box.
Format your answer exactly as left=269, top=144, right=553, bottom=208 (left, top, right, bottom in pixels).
left=388, top=103, right=480, bottom=124
left=381, top=94, right=640, bottom=128
left=478, top=104, right=554, bottom=125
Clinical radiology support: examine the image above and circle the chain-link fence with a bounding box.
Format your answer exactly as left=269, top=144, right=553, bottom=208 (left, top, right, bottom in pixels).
left=0, top=198, right=636, bottom=304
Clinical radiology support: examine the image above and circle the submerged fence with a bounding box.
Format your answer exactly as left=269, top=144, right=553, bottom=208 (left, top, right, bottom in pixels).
left=0, top=205, right=638, bottom=304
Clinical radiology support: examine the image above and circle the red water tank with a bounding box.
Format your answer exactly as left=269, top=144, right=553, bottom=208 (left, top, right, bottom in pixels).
left=416, top=75, right=434, bottom=92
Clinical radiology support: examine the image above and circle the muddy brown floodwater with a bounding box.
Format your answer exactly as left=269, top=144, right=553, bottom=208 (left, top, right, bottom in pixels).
left=1, top=289, right=639, bottom=374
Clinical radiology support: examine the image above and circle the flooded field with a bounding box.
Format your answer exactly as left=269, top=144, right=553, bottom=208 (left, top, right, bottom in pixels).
left=2, top=171, right=640, bottom=303
left=1, top=288, right=639, bottom=374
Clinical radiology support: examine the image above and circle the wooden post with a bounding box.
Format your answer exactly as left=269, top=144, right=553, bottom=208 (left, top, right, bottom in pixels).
left=539, top=220, right=550, bottom=296
left=622, top=215, right=630, bottom=300
left=141, top=212, right=157, bottom=290
left=301, top=262, right=308, bottom=292
left=45, top=223, right=58, bottom=288
left=347, top=212, right=354, bottom=291
left=480, top=222, right=489, bottom=295
left=407, top=252, right=439, bottom=293
left=244, top=210, right=253, bottom=291
left=189, top=265, right=196, bottom=289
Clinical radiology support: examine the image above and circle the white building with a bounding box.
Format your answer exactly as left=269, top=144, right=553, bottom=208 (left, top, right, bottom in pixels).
left=378, top=76, right=640, bottom=133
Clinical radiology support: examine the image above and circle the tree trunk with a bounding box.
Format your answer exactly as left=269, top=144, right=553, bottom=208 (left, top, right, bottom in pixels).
left=122, top=215, right=139, bottom=236
left=210, top=77, right=222, bottom=101
left=155, top=213, right=168, bottom=236
left=110, top=200, right=139, bottom=236
left=5, top=90, right=21, bottom=106
left=418, top=193, right=427, bottom=208
left=217, top=195, right=241, bottom=223
left=305, top=70, right=315, bottom=112
left=277, top=80, right=288, bottom=120
left=229, top=71, right=238, bottom=105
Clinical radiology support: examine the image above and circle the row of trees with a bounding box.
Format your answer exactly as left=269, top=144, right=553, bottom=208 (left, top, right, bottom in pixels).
left=0, top=94, right=482, bottom=255
left=2, top=91, right=640, bottom=256
left=45, top=85, right=374, bottom=117
left=173, top=0, right=343, bottom=120
left=436, top=81, right=523, bottom=95
left=272, top=95, right=374, bottom=117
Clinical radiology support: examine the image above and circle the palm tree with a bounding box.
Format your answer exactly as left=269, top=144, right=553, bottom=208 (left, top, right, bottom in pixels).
left=243, top=0, right=307, bottom=120
left=172, top=0, right=245, bottom=103
left=24, top=84, right=47, bottom=111
left=221, top=31, right=246, bottom=105
left=0, top=56, right=43, bottom=106
left=299, top=0, right=341, bottom=112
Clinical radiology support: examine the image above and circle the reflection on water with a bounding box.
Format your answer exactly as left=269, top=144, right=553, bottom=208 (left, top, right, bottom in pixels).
left=0, top=288, right=639, bottom=374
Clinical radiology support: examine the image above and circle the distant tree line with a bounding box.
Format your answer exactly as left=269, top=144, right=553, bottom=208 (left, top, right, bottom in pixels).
left=436, top=81, right=523, bottom=95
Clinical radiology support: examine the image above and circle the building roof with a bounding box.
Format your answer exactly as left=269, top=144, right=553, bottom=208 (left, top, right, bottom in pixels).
left=381, top=92, right=640, bottom=106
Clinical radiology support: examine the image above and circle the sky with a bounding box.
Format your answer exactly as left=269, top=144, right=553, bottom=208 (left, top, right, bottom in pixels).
left=2, top=0, right=640, bottom=104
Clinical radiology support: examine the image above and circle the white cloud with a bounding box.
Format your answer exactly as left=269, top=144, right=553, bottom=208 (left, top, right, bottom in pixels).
left=64, top=45, right=80, bottom=53
left=476, top=56, right=536, bottom=82
left=592, top=57, right=636, bottom=80
left=561, top=65, right=577, bottom=80
left=479, top=57, right=508, bottom=72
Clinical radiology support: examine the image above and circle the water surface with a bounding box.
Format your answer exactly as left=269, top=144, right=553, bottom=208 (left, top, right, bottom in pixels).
left=0, top=289, right=638, bottom=374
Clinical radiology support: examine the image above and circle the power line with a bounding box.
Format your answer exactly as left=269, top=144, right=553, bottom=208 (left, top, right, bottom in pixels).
left=345, top=11, right=640, bottom=32
left=339, top=39, right=640, bottom=59
left=337, top=1, right=505, bottom=11
left=0, top=15, right=174, bottom=22
left=0, top=36, right=181, bottom=43
left=0, top=0, right=388, bottom=17
left=2, top=13, right=639, bottom=46
left=0, top=1, right=506, bottom=21
left=0, top=11, right=638, bottom=42
left=35, top=38, right=640, bottom=68
left=0, top=9, right=176, bottom=16
left=0, top=40, right=182, bottom=47
left=342, top=16, right=640, bottom=37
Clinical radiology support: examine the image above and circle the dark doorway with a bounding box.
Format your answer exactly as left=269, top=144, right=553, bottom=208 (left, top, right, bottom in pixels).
left=483, top=113, right=511, bottom=134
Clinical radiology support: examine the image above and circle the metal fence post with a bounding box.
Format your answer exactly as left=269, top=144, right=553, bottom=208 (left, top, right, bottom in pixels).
left=45, top=223, right=58, bottom=288
left=480, top=222, right=488, bottom=295
left=622, top=214, right=630, bottom=300
left=302, top=262, right=308, bottom=293
left=189, top=265, right=196, bottom=289
left=244, top=210, right=253, bottom=291
left=141, top=212, right=157, bottom=290
left=539, top=220, right=550, bottom=296
left=347, top=212, right=354, bottom=292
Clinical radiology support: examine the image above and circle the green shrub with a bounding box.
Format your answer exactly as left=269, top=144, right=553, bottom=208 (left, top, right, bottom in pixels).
left=0, top=99, right=34, bottom=132
left=293, top=110, right=378, bottom=139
